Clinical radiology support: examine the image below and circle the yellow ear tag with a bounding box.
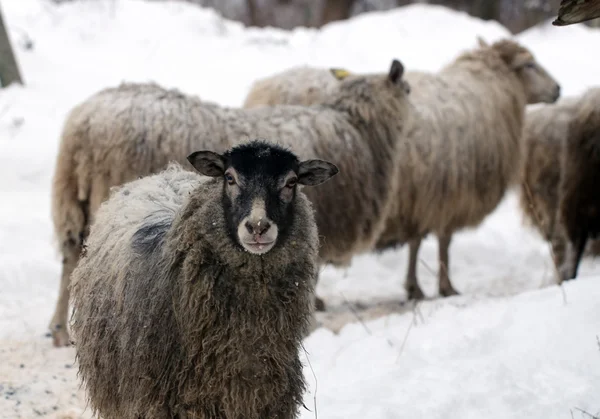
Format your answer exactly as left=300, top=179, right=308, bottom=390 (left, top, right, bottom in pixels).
left=329, top=68, right=352, bottom=80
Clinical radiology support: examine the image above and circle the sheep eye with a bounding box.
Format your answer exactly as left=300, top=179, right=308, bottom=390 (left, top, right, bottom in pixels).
left=225, top=173, right=236, bottom=185
left=285, top=178, right=297, bottom=188
left=525, top=62, right=536, bottom=69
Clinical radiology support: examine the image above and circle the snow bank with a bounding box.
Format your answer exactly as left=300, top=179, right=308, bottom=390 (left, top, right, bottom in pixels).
left=302, top=278, right=600, bottom=419
left=0, top=0, right=599, bottom=417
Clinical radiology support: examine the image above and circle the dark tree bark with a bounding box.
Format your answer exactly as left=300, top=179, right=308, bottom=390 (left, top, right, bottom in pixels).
left=0, top=3, right=23, bottom=87
left=321, top=0, right=356, bottom=26
left=430, top=0, right=499, bottom=21
left=553, top=0, right=600, bottom=25
left=246, top=0, right=263, bottom=27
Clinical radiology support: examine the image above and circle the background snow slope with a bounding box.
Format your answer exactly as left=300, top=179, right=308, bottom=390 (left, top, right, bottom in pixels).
left=0, top=0, right=599, bottom=418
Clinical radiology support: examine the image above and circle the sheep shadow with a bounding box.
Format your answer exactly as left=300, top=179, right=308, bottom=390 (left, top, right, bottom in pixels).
left=315, top=299, right=415, bottom=334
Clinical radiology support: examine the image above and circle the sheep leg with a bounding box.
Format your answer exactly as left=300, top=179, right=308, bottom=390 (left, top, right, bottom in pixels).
left=571, top=230, right=589, bottom=279
left=550, top=234, right=566, bottom=274
left=314, top=296, right=326, bottom=311
left=306, top=312, right=319, bottom=336
left=311, top=267, right=326, bottom=311
left=48, top=242, right=80, bottom=347
left=438, top=233, right=459, bottom=297
left=559, top=230, right=588, bottom=283
left=405, top=238, right=425, bottom=300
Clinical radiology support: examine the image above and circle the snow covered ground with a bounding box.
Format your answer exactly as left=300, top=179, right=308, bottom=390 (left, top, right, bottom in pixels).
left=0, top=0, right=599, bottom=418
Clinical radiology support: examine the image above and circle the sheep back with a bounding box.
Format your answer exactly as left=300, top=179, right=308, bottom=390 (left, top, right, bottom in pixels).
left=243, top=66, right=341, bottom=108
left=70, top=163, right=319, bottom=419
left=52, top=82, right=226, bottom=249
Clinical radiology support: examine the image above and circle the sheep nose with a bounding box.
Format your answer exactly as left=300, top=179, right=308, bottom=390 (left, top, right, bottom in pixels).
left=245, top=220, right=271, bottom=236
left=554, top=85, right=561, bottom=100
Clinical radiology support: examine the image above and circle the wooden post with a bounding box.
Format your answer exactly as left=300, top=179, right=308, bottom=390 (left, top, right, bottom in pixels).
left=0, top=2, right=23, bottom=87
left=553, top=0, right=600, bottom=26
left=321, top=0, right=356, bottom=27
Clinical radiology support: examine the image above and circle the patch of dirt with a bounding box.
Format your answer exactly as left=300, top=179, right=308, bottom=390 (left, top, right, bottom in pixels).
left=0, top=338, right=91, bottom=419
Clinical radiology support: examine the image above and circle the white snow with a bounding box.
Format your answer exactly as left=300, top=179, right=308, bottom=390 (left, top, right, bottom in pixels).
left=0, top=0, right=599, bottom=418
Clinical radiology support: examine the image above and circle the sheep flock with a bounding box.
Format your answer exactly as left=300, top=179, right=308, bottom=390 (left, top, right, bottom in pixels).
left=39, top=30, right=600, bottom=418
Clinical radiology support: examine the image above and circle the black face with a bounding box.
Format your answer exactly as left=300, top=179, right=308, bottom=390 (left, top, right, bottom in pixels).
left=222, top=142, right=300, bottom=252
left=187, top=140, right=339, bottom=255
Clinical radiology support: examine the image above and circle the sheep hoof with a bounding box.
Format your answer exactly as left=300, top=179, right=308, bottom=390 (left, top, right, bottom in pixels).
left=314, top=297, right=326, bottom=312
left=557, top=265, right=575, bottom=284
left=440, top=286, right=459, bottom=297
left=407, top=284, right=425, bottom=300
left=49, top=325, right=72, bottom=348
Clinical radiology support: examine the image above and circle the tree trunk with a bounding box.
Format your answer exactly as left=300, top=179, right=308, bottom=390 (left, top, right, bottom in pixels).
left=321, top=0, right=356, bottom=27
left=0, top=3, right=23, bottom=87
left=246, top=0, right=262, bottom=27
left=553, top=0, right=600, bottom=25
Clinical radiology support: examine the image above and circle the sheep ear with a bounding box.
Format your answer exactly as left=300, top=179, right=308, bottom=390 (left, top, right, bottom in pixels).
left=476, top=35, right=489, bottom=48
left=388, top=59, right=404, bottom=84
left=298, top=159, right=339, bottom=186
left=187, top=151, right=226, bottom=177
left=329, top=68, right=352, bottom=80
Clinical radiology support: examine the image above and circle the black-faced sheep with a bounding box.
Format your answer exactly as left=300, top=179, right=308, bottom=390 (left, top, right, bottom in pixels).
left=557, top=89, right=600, bottom=282
left=49, top=60, right=412, bottom=346
left=519, top=87, right=600, bottom=275
left=70, top=140, right=338, bottom=419
left=239, top=39, right=561, bottom=299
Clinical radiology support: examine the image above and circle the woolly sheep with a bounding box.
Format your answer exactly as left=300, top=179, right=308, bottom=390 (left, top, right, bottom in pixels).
left=240, top=39, right=561, bottom=299
left=519, top=87, right=600, bottom=275
left=49, top=60, right=413, bottom=346
left=70, top=140, right=338, bottom=419
left=557, top=88, right=600, bottom=282
left=377, top=39, right=560, bottom=298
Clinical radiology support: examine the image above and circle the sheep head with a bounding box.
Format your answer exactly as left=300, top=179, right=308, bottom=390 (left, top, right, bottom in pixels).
left=187, top=140, right=338, bottom=255
left=491, top=39, right=561, bottom=105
